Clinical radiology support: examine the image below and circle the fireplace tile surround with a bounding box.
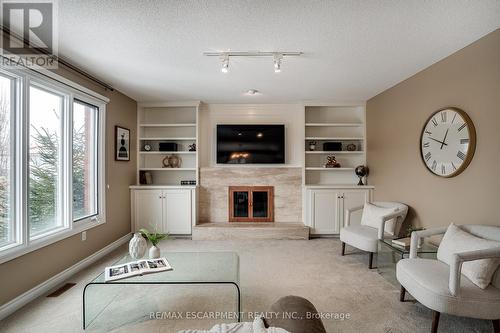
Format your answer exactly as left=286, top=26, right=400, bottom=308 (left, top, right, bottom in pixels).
left=199, top=167, right=302, bottom=223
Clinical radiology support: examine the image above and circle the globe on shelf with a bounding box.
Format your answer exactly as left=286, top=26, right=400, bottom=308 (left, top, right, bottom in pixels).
left=355, top=165, right=369, bottom=186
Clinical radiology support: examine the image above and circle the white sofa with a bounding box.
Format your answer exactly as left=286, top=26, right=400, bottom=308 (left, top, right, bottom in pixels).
left=397, top=225, right=500, bottom=333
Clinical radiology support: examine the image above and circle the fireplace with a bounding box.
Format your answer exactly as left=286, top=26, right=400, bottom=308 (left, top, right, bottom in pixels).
left=228, top=186, right=274, bottom=222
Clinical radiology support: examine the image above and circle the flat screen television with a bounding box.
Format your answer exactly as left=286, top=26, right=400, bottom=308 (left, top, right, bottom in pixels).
left=216, top=124, right=285, bottom=164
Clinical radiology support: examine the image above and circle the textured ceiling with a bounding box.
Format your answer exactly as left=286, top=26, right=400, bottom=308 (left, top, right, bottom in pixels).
left=58, top=0, right=500, bottom=103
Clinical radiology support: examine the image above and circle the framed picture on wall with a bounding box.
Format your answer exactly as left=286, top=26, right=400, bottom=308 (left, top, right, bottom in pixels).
left=115, top=126, right=130, bottom=161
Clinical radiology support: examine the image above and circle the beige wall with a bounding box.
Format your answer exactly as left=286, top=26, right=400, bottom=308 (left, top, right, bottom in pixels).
left=367, top=29, right=500, bottom=230
left=0, top=67, right=137, bottom=305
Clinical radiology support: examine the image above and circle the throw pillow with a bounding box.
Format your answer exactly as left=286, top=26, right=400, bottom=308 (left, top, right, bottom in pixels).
left=360, top=202, right=397, bottom=234
left=437, top=223, right=500, bottom=289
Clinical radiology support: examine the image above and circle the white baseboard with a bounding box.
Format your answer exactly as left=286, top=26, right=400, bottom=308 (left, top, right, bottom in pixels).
left=0, top=233, right=131, bottom=320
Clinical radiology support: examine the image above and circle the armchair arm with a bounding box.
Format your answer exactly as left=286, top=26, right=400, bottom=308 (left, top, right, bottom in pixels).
left=344, top=205, right=364, bottom=227
left=449, top=247, right=500, bottom=296
left=376, top=210, right=407, bottom=240
left=409, top=226, right=448, bottom=259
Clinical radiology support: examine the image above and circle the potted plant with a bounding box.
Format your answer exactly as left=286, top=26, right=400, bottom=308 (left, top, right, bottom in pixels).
left=140, top=228, right=169, bottom=258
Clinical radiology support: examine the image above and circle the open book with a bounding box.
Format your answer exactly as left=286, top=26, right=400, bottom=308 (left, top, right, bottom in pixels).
left=104, top=257, right=173, bottom=282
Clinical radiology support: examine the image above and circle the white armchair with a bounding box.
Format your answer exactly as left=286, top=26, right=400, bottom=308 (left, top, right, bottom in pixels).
left=397, top=225, right=500, bottom=333
left=340, top=201, right=408, bottom=269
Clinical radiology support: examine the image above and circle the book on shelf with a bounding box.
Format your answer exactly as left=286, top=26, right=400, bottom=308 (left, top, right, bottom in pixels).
left=104, top=257, right=172, bottom=282
left=391, top=237, right=411, bottom=248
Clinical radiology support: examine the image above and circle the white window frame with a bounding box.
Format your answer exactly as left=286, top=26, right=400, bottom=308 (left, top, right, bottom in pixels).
left=0, top=66, right=107, bottom=264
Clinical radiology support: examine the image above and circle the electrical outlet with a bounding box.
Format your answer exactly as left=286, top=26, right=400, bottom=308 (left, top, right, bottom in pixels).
left=81, top=231, right=87, bottom=241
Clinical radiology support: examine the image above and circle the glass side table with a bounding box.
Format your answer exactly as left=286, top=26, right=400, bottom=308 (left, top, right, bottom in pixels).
left=83, top=252, right=240, bottom=330
left=377, top=239, right=438, bottom=286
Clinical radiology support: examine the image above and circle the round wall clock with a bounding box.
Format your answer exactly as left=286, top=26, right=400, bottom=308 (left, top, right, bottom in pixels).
left=420, top=107, right=476, bottom=178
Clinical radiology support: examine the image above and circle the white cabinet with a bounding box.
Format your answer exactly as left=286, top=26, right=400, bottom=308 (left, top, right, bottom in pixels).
left=134, top=189, right=163, bottom=231
left=306, top=187, right=372, bottom=235
left=310, top=190, right=340, bottom=234
left=163, top=190, right=192, bottom=234
left=131, top=187, right=196, bottom=235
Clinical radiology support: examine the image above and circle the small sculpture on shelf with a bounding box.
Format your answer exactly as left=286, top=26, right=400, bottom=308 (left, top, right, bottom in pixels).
left=355, top=165, right=369, bottom=186
left=308, top=141, right=317, bottom=151
left=188, top=143, right=196, bottom=151
left=168, top=155, right=181, bottom=168
left=162, top=155, right=182, bottom=168
left=324, top=155, right=341, bottom=168
left=346, top=143, right=357, bottom=151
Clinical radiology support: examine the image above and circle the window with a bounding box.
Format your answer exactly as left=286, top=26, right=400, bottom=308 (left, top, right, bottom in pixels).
left=0, top=74, right=15, bottom=248
left=73, top=100, right=98, bottom=221
left=29, top=85, right=64, bottom=238
left=0, top=67, right=107, bottom=262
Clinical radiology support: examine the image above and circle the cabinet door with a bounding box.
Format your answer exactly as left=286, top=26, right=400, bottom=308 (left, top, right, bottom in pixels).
left=133, top=190, right=163, bottom=232
left=163, top=190, right=192, bottom=235
left=341, top=190, right=370, bottom=227
left=310, top=190, right=341, bottom=234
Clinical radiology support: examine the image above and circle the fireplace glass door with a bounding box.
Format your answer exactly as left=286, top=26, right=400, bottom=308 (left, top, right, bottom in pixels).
left=229, top=186, right=274, bottom=222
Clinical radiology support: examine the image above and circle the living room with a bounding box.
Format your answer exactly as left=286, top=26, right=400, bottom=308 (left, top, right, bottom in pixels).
left=0, top=1, right=499, bottom=332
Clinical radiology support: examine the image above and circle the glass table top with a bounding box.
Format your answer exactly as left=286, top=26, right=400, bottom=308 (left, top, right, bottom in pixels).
left=379, top=238, right=438, bottom=254
left=90, top=251, right=240, bottom=284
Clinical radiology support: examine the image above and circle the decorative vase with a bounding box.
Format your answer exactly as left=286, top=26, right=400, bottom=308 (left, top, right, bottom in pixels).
left=129, top=233, right=147, bottom=259
left=149, top=245, right=160, bottom=259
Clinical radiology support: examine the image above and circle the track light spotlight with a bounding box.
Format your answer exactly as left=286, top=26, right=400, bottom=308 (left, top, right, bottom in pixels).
left=273, top=54, right=282, bottom=73
left=221, top=54, right=229, bottom=73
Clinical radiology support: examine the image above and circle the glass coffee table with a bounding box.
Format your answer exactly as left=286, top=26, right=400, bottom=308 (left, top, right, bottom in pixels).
left=83, top=252, right=240, bottom=329
left=378, top=239, right=438, bottom=286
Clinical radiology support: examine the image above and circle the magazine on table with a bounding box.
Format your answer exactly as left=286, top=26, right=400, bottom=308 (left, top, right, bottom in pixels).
left=104, top=257, right=173, bottom=282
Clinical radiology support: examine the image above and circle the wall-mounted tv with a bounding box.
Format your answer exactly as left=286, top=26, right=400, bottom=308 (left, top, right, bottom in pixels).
left=216, top=124, right=285, bottom=164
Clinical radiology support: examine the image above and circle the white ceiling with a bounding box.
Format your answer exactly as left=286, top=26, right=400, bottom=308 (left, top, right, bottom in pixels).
left=58, top=1, right=500, bottom=103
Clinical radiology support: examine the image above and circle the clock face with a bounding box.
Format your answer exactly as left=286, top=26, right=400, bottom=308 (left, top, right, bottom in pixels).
left=420, top=108, right=476, bottom=177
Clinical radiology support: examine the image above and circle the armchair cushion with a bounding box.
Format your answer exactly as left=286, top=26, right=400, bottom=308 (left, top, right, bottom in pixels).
left=340, top=225, right=393, bottom=253
left=397, top=258, right=500, bottom=320
left=360, top=202, right=398, bottom=234
left=437, top=224, right=500, bottom=289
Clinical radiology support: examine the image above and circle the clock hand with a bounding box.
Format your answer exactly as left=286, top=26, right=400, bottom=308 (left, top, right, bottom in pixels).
left=428, top=137, right=448, bottom=146
left=440, top=129, right=449, bottom=150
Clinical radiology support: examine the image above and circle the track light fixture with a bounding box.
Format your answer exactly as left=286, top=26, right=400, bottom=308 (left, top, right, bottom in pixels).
left=273, top=53, right=282, bottom=73
left=204, top=51, right=302, bottom=73
left=221, top=54, right=229, bottom=73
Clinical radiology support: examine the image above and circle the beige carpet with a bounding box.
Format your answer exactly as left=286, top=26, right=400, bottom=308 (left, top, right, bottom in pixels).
left=0, top=238, right=493, bottom=333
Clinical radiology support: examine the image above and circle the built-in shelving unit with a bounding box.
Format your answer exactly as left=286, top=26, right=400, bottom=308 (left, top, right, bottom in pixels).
left=136, top=102, right=200, bottom=186
left=303, top=104, right=366, bottom=185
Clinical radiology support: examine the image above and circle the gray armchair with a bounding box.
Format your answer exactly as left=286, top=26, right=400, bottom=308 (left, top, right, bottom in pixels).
left=397, top=225, right=500, bottom=333
left=340, top=201, right=408, bottom=268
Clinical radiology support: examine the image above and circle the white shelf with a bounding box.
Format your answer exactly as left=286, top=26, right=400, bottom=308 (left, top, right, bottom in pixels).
left=139, top=123, right=196, bottom=127
left=305, top=151, right=363, bottom=154
left=139, top=137, right=196, bottom=141
left=305, top=137, right=363, bottom=141
left=139, top=151, right=196, bottom=154
left=305, top=167, right=355, bottom=171
left=139, top=168, right=197, bottom=171
left=305, top=123, right=363, bottom=127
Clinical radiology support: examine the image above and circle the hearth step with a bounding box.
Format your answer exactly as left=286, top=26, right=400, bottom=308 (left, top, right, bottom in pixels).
left=192, top=222, right=309, bottom=240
